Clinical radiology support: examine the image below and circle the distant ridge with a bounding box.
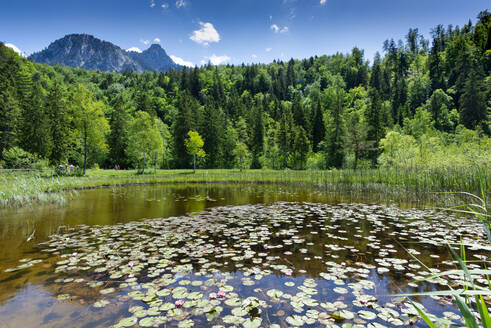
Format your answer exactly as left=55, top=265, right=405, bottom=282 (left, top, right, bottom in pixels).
left=30, top=34, right=181, bottom=73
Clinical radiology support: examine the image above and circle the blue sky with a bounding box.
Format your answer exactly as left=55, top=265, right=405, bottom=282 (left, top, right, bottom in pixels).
left=0, top=0, right=488, bottom=66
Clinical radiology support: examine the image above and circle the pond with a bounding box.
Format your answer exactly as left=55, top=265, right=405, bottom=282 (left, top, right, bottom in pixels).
left=0, top=184, right=488, bottom=328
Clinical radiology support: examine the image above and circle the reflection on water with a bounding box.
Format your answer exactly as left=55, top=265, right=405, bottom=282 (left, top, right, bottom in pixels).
left=0, top=184, right=487, bottom=327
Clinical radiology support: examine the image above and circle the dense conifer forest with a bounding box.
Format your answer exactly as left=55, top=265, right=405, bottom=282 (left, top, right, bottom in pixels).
left=0, top=11, right=489, bottom=170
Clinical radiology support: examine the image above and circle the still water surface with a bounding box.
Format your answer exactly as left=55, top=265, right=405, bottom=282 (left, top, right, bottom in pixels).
left=0, top=184, right=487, bottom=327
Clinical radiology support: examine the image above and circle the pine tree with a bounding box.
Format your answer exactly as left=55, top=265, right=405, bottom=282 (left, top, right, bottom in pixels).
left=426, top=89, right=453, bottom=131
left=0, top=80, right=20, bottom=156
left=107, top=94, right=130, bottom=167
left=251, top=106, right=264, bottom=168
left=293, top=125, right=309, bottom=169
left=292, top=94, right=307, bottom=130
left=324, top=87, right=346, bottom=168
left=202, top=103, right=225, bottom=167
left=428, top=25, right=446, bottom=92
left=311, top=99, right=325, bottom=152
left=365, top=89, right=384, bottom=165
left=20, top=79, right=53, bottom=158
left=45, top=82, right=69, bottom=163
left=173, top=92, right=197, bottom=168
left=277, top=105, right=293, bottom=168
left=459, top=66, right=487, bottom=130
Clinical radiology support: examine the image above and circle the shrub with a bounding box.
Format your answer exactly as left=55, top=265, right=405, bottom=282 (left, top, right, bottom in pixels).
left=2, top=147, right=37, bottom=169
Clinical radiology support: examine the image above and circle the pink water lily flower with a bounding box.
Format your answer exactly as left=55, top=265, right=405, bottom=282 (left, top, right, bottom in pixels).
left=175, top=300, right=184, bottom=308
left=128, top=273, right=134, bottom=278
left=218, top=290, right=226, bottom=298
left=285, top=271, right=292, bottom=277
left=263, top=244, right=269, bottom=249
left=128, top=262, right=134, bottom=268
left=209, top=293, right=217, bottom=299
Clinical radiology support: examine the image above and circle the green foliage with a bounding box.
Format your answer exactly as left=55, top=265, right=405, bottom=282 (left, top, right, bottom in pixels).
left=1, top=147, right=38, bottom=169
left=424, top=89, right=455, bottom=131
left=126, top=111, right=164, bottom=173
left=0, top=11, right=489, bottom=170
left=184, top=130, right=205, bottom=172
left=323, top=87, right=346, bottom=168
left=233, top=141, right=251, bottom=171
left=70, top=84, right=110, bottom=172
left=378, top=127, right=490, bottom=169
left=107, top=93, right=131, bottom=168
left=292, top=126, right=310, bottom=169
left=378, top=131, right=419, bottom=167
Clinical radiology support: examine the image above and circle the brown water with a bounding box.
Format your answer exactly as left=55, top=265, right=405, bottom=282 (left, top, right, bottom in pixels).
left=0, top=184, right=488, bottom=328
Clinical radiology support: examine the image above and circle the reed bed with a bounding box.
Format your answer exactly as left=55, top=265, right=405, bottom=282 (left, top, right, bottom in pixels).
left=0, top=167, right=488, bottom=208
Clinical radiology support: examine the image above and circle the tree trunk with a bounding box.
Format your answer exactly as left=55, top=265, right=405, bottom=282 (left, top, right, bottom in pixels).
left=83, top=120, right=87, bottom=176
left=142, top=152, right=146, bottom=175
left=354, top=150, right=358, bottom=170
left=193, top=153, right=196, bottom=173
left=154, top=153, right=157, bottom=173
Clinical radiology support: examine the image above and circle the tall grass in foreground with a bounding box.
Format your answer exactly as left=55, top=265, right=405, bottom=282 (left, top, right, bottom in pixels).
left=0, top=166, right=488, bottom=208
left=397, top=182, right=490, bottom=328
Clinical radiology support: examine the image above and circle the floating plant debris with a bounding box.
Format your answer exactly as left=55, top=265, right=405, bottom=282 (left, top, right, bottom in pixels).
left=2, top=202, right=489, bottom=327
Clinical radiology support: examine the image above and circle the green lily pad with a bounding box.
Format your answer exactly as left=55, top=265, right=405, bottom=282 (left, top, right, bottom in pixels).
left=117, top=317, right=138, bottom=327
left=242, top=317, right=262, bottom=328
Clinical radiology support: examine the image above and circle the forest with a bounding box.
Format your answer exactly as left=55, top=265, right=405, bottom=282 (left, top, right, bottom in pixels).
left=0, top=11, right=489, bottom=172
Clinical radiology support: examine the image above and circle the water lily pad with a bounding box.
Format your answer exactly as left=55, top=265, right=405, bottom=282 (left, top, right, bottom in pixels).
left=178, top=319, right=194, bottom=327
left=358, top=310, right=377, bottom=320
left=118, top=317, right=138, bottom=327
left=285, top=315, right=304, bottom=326
left=100, top=287, right=115, bottom=295
left=266, top=289, right=283, bottom=298
left=242, top=317, right=262, bottom=328
left=94, top=300, right=110, bottom=308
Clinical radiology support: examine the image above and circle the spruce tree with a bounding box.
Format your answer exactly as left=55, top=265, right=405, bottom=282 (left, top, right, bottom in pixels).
left=45, top=82, right=69, bottom=163
left=107, top=94, right=130, bottom=167
left=365, top=89, right=384, bottom=165
left=311, top=99, right=325, bottom=152
left=324, top=87, right=346, bottom=168
left=459, top=66, right=487, bottom=130
left=20, top=80, right=53, bottom=158
left=0, top=80, right=20, bottom=156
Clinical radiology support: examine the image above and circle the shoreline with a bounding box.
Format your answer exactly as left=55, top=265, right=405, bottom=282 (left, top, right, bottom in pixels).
left=1, top=168, right=488, bottom=209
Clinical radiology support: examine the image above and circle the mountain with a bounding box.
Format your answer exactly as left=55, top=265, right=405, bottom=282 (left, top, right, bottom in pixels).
left=129, top=44, right=178, bottom=72
left=29, top=34, right=181, bottom=73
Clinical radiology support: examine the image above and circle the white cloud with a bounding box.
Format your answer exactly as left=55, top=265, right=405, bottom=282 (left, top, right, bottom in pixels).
left=150, top=0, right=156, bottom=7
left=140, top=39, right=150, bottom=45
left=251, top=54, right=257, bottom=59
left=154, top=38, right=161, bottom=43
left=5, top=43, right=26, bottom=57
left=161, top=3, right=169, bottom=9
left=271, top=24, right=289, bottom=33
left=171, top=55, right=194, bottom=67
left=175, top=0, right=187, bottom=8
left=190, top=22, right=220, bottom=46
left=127, top=47, right=143, bottom=53
left=320, top=0, right=326, bottom=4
left=208, top=54, right=230, bottom=65
left=265, top=47, right=272, bottom=52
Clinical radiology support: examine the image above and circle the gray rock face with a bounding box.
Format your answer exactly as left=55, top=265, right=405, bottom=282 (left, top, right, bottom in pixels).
left=30, top=34, right=180, bottom=72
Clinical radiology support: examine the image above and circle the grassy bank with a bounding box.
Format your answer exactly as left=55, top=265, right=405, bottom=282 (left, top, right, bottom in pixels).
left=0, top=167, right=488, bottom=208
